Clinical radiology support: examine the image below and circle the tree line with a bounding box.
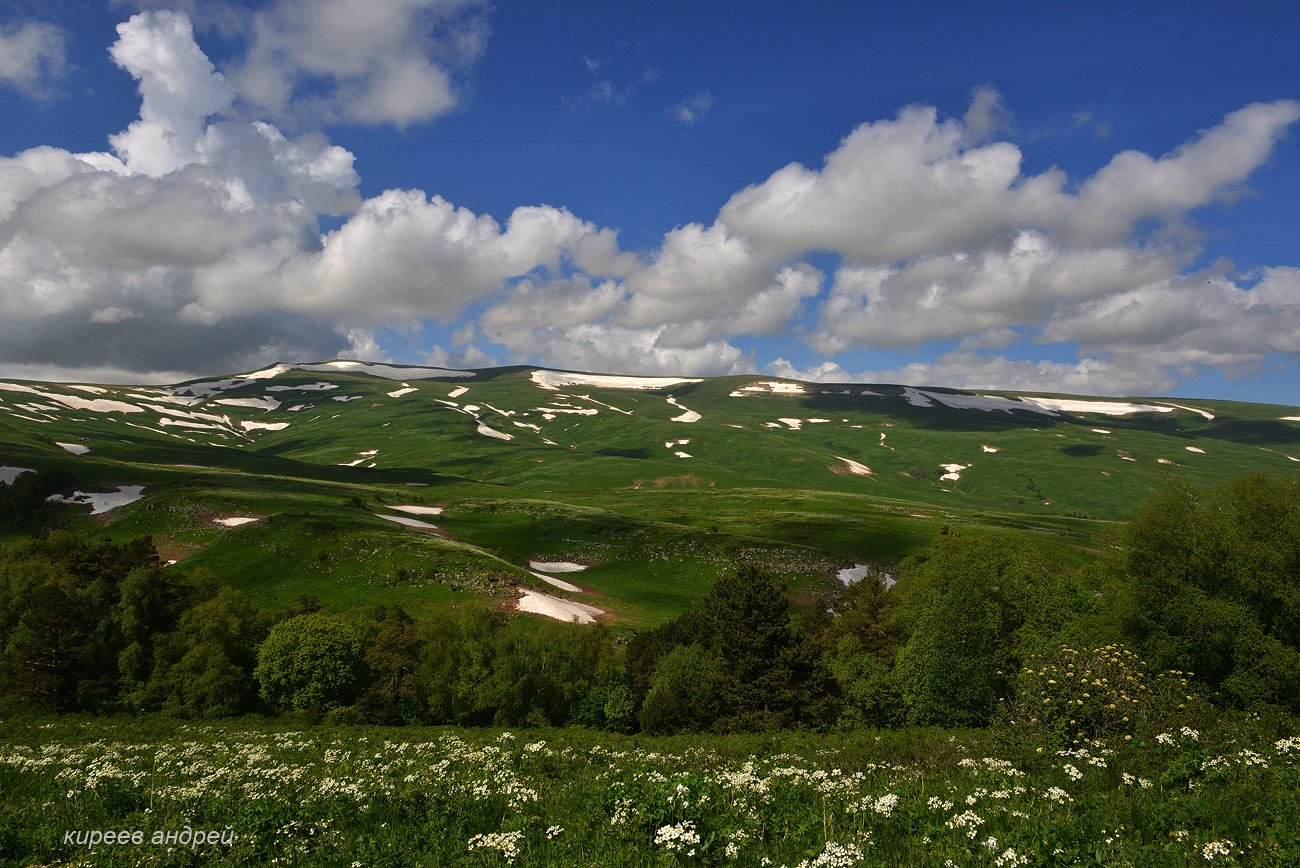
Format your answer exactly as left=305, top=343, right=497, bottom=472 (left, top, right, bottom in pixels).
left=1, top=473, right=1296, bottom=734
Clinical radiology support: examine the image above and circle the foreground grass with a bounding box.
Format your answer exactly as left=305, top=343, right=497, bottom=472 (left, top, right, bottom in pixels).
left=1, top=715, right=1297, bottom=866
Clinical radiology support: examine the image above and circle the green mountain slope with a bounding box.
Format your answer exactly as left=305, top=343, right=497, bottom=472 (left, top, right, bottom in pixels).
left=3, top=361, right=1298, bottom=626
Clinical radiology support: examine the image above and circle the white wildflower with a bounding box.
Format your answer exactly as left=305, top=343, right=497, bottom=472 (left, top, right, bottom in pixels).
left=1202, top=839, right=1234, bottom=861
left=654, top=821, right=701, bottom=854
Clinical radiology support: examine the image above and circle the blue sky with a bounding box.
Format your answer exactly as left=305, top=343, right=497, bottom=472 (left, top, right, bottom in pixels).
left=1, top=1, right=1298, bottom=404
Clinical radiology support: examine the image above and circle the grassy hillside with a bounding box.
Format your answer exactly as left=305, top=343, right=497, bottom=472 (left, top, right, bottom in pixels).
left=3, top=361, right=1298, bottom=626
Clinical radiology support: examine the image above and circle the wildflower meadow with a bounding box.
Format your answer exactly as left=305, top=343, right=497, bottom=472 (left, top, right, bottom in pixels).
left=1, top=712, right=1297, bottom=866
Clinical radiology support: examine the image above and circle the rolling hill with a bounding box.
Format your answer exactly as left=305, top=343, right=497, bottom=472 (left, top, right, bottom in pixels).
left=3, top=360, right=1298, bottom=627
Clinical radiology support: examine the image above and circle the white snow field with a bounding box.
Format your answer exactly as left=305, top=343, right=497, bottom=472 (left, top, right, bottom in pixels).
left=729, top=381, right=807, bottom=396
left=214, top=517, right=260, bottom=527
left=294, top=361, right=475, bottom=380
left=56, top=442, right=90, bottom=455
left=46, top=485, right=145, bottom=514
left=918, top=390, right=1054, bottom=415
left=531, top=370, right=702, bottom=391
left=516, top=590, right=604, bottom=624
left=1018, top=397, right=1174, bottom=416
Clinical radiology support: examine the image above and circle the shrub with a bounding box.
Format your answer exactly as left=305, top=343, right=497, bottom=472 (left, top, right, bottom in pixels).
left=255, top=612, right=366, bottom=712
left=1004, top=643, right=1201, bottom=750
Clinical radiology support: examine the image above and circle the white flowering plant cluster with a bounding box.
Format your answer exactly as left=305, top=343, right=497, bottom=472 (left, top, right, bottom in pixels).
left=0, top=716, right=1297, bottom=865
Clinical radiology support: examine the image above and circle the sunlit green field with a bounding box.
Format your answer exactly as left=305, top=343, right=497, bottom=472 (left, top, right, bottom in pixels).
left=2, top=714, right=1297, bottom=866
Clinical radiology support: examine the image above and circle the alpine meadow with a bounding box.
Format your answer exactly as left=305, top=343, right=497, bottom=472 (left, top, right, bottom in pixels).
left=3, top=1, right=1300, bottom=865
left=1, top=362, right=1299, bottom=864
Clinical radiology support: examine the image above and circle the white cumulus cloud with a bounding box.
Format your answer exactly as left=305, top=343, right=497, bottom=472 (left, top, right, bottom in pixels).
left=0, top=20, right=67, bottom=99
left=229, top=0, right=489, bottom=127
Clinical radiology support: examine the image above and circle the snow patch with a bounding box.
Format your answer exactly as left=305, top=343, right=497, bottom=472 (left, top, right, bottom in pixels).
left=331, top=395, right=364, bottom=403
left=529, top=561, right=588, bottom=573
left=940, top=463, right=967, bottom=482
left=1281, top=416, right=1300, bottom=422
left=836, top=456, right=872, bottom=476
left=65, top=385, right=108, bottom=394
left=837, top=564, right=896, bottom=589
left=981, top=445, right=999, bottom=453
left=296, top=361, right=474, bottom=380
left=1159, top=402, right=1215, bottom=420
left=919, top=389, right=1053, bottom=415
left=387, top=504, right=443, bottom=516
left=0, top=383, right=143, bottom=414
left=1019, top=397, right=1174, bottom=416
left=1, top=466, right=35, bottom=485
left=477, top=422, right=513, bottom=441
left=1157, top=458, right=1175, bottom=465
left=730, top=380, right=807, bottom=396
left=529, top=571, right=584, bottom=593
left=47, top=485, right=145, bottom=514
left=516, top=590, right=603, bottom=624
left=901, top=387, right=933, bottom=407
left=667, top=396, right=701, bottom=423
left=215, top=516, right=259, bottom=527
left=537, top=406, right=598, bottom=415
left=448, top=386, right=469, bottom=398
left=674, top=451, right=692, bottom=459
left=1185, top=446, right=1206, bottom=454
left=240, top=421, right=290, bottom=431
left=216, top=397, right=281, bottom=411
left=778, top=418, right=803, bottom=430
left=387, top=387, right=417, bottom=398
left=1092, top=428, right=1112, bottom=434
left=375, top=513, right=438, bottom=530
left=531, top=370, right=702, bottom=391
left=266, top=383, right=336, bottom=392
left=159, top=418, right=224, bottom=431
left=56, top=442, right=90, bottom=455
